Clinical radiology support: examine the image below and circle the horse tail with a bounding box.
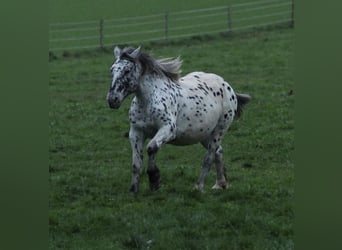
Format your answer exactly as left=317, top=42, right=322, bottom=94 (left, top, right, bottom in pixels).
left=235, top=93, right=251, bottom=119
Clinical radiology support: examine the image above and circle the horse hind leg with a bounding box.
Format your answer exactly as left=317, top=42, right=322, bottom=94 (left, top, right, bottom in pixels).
left=196, top=144, right=228, bottom=191
left=196, top=137, right=223, bottom=191
left=212, top=145, right=229, bottom=190
left=195, top=148, right=215, bottom=191
left=197, top=116, right=231, bottom=191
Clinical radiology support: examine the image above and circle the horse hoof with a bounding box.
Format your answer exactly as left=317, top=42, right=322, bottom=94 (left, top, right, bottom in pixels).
left=129, top=184, right=139, bottom=194
left=149, top=181, right=161, bottom=192
left=147, top=168, right=161, bottom=191
left=212, top=182, right=229, bottom=190
left=193, top=184, right=204, bottom=192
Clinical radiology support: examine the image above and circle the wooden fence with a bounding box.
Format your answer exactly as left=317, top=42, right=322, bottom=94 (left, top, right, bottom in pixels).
left=49, top=0, right=294, bottom=51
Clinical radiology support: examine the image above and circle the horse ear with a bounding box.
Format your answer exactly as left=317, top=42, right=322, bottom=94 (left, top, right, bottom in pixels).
left=114, top=46, right=121, bottom=59
left=129, top=46, right=141, bottom=60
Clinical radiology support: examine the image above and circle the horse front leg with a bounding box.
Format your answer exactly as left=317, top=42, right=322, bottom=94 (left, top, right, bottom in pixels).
left=146, top=147, right=161, bottom=191
left=146, top=124, right=176, bottom=191
left=129, top=127, right=145, bottom=194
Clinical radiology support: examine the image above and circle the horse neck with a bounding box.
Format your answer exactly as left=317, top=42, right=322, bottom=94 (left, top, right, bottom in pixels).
left=136, top=74, right=169, bottom=103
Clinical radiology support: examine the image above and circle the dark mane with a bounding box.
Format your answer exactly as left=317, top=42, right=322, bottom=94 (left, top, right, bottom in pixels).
left=121, top=47, right=182, bottom=81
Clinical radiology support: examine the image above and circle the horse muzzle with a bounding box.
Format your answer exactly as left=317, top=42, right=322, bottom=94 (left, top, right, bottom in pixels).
left=107, top=95, right=122, bottom=109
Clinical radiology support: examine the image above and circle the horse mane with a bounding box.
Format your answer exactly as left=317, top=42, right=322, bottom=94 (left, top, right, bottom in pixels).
left=121, top=47, right=182, bottom=81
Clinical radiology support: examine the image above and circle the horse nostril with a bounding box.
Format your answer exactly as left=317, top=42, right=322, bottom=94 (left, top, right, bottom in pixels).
left=108, top=96, right=121, bottom=109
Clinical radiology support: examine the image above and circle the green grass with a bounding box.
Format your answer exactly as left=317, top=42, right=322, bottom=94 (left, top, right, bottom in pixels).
left=49, top=28, right=294, bottom=249
left=49, top=0, right=281, bottom=23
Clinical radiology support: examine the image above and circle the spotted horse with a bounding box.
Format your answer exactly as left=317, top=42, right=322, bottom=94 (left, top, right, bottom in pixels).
left=107, top=46, right=251, bottom=193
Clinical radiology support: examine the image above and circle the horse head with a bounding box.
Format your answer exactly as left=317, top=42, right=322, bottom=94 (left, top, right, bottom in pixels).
left=107, top=46, right=142, bottom=109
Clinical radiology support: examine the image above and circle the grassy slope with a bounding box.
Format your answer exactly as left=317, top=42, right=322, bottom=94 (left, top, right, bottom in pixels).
left=49, top=0, right=292, bottom=50
left=49, top=28, right=294, bottom=249
left=49, top=0, right=246, bottom=22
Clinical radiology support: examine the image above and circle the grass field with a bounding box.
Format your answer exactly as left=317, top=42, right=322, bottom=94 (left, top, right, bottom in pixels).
left=49, top=25, right=294, bottom=249
left=49, top=0, right=286, bottom=23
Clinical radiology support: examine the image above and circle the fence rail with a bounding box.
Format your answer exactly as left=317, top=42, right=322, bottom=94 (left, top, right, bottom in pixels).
left=49, top=0, right=294, bottom=51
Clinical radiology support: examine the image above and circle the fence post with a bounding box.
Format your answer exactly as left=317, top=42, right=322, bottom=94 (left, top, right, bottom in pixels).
left=99, top=18, right=104, bottom=49
left=164, top=11, right=169, bottom=43
left=227, top=4, right=232, bottom=33
left=291, top=0, right=294, bottom=28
